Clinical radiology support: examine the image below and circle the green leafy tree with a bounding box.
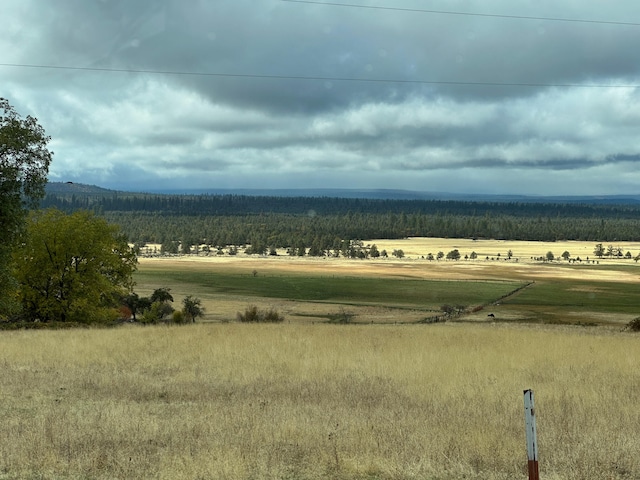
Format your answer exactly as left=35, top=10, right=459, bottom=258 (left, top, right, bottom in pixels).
left=13, top=209, right=137, bottom=323
left=182, top=295, right=204, bottom=323
left=141, top=300, right=174, bottom=323
left=137, top=287, right=175, bottom=323
left=392, top=249, right=405, bottom=259
left=561, top=251, right=571, bottom=261
left=594, top=243, right=605, bottom=258
left=122, top=292, right=151, bottom=321
left=546, top=251, right=555, bottom=262
left=446, top=249, right=461, bottom=260
left=0, top=98, right=53, bottom=317
left=150, top=287, right=174, bottom=304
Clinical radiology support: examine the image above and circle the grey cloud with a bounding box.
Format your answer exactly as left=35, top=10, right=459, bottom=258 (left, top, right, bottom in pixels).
left=5, top=0, right=640, bottom=195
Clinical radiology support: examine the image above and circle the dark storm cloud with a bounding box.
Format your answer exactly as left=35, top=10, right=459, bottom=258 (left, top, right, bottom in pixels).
left=4, top=0, right=640, bottom=195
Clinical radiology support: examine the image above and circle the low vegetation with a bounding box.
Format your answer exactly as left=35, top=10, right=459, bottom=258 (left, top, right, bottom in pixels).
left=625, top=317, right=640, bottom=332
left=237, top=305, right=285, bottom=323
left=0, top=323, right=638, bottom=479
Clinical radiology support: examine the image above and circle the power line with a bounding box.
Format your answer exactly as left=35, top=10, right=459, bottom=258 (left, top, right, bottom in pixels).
left=281, top=0, right=640, bottom=27
left=1, top=62, right=638, bottom=89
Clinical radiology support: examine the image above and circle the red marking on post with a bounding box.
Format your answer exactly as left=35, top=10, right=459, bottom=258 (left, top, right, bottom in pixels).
left=528, top=459, right=539, bottom=480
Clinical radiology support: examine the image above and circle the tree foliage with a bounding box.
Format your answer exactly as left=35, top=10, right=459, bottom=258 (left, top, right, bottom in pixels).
left=13, top=209, right=137, bottom=323
left=42, top=187, right=640, bottom=249
left=0, top=98, right=53, bottom=316
left=182, top=295, right=204, bottom=323
left=594, top=243, right=605, bottom=258
left=446, top=249, right=461, bottom=260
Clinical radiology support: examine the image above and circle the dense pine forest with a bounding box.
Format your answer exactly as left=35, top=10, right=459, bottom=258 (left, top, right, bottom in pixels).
left=42, top=184, right=640, bottom=255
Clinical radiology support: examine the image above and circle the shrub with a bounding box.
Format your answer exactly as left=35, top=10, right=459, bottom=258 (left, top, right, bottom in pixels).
left=141, top=301, right=174, bottom=323
left=237, top=305, right=284, bottom=323
left=172, top=310, right=185, bottom=324
left=625, top=317, right=640, bottom=332
left=440, top=304, right=456, bottom=315
left=326, top=307, right=354, bottom=324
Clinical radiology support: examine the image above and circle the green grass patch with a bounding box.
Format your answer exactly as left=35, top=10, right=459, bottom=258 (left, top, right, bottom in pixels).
left=135, top=268, right=523, bottom=310
left=501, top=279, right=640, bottom=314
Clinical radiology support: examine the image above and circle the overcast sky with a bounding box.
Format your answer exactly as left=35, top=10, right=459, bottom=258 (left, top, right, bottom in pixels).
left=4, top=0, right=640, bottom=195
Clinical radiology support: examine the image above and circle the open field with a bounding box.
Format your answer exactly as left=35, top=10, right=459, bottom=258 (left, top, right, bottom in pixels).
left=0, top=322, right=638, bottom=479
left=134, top=238, right=640, bottom=326
left=3, top=238, right=640, bottom=479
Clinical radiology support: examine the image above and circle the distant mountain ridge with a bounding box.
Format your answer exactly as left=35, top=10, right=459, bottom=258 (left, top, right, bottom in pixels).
left=45, top=182, right=117, bottom=195
left=45, top=182, right=640, bottom=205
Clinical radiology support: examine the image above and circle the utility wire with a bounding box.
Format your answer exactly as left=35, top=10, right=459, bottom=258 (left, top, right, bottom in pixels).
left=1, top=62, right=638, bottom=89
left=281, top=0, right=640, bottom=27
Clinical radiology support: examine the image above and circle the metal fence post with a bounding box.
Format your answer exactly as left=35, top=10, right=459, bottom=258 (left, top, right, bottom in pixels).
left=523, top=389, right=539, bottom=480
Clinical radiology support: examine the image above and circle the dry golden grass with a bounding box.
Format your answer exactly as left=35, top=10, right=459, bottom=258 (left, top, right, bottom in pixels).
left=139, top=237, right=640, bottom=285
left=1, top=323, right=638, bottom=479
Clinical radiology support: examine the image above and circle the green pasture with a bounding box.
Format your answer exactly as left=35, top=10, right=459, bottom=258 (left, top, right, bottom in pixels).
left=134, top=263, right=640, bottom=325
left=506, top=280, right=638, bottom=312
left=495, top=277, right=640, bottom=325
left=134, top=267, right=523, bottom=311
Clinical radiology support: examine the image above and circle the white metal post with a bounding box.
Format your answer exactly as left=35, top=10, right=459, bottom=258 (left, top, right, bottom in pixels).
left=523, top=389, right=540, bottom=480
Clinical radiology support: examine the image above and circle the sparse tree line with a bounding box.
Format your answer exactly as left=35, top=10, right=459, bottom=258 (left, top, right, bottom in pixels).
left=121, top=288, right=203, bottom=324
left=133, top=235, right=640, bottom=268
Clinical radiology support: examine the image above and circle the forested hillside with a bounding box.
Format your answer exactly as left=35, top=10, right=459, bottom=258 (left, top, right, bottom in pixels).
left=42, top=184, right=640, bottom=254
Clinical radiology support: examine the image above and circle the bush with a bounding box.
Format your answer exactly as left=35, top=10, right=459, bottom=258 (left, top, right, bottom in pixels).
left=172, top=310, right=185, bottom=324
left=625, top=317, right=640, bottom=332
left=326, top=307, right=354, bottom=324
left=141, top=301, right=174, bottom=323
left=237, top=305, right=284, bottom=323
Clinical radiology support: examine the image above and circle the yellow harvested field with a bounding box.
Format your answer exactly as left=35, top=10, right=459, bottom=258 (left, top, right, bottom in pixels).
left=138, top=238, right=640, bottom=283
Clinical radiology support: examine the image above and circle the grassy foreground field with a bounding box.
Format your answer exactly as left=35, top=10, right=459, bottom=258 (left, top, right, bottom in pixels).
left=0, top=323, right=638, bottom=479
